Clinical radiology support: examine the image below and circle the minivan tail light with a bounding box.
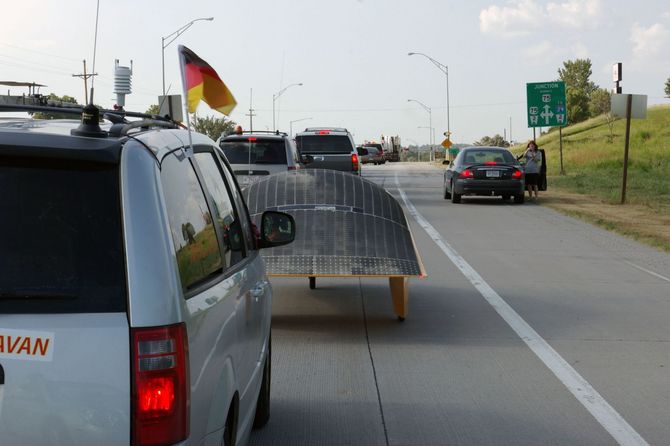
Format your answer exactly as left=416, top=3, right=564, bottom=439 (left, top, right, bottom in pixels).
left=318, top=130, right=330, bottom=135
left=247, top=137, right=257, bottom=142
left=132, top=323, right=189, bottom=446
left=352, top=153, right=359, bottom=171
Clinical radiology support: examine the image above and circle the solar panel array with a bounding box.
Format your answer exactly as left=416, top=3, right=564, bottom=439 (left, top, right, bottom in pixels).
left=245, top=169, right=422, bottom=277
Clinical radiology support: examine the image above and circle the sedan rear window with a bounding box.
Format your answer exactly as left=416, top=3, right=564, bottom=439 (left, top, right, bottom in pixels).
left=221, top=139, right=287, bottom=165
left=462, top=150, right=516, bottom=164
left=0, top=156, right=126, bottom=313
left=296, top=135, right=353, bottom=153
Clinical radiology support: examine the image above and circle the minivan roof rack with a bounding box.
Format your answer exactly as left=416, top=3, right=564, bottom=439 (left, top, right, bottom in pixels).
left=0, top=104, right=179, bottom=138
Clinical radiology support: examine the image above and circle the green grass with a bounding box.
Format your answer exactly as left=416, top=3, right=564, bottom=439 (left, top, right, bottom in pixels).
left=512, top=104, right=670, bottom=210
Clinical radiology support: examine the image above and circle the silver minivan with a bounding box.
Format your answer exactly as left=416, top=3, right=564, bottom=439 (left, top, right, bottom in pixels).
left=218, top=131, right=303, bottom=188
left=0, top=114, right=294, bottom=446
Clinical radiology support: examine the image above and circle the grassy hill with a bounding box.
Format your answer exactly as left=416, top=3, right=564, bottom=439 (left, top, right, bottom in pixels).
left=507, top=105, right=670, bottom=251
left=513, top=104, right=670, bottom=211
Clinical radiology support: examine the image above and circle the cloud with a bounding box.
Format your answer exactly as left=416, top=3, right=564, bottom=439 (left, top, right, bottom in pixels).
left=630, top=22, right=670, bottom=60
left=479, top=0, right=544, bottom=36
left=521, top=40, right=590, bottom=64
left=480, top=0, right=602, bottom=36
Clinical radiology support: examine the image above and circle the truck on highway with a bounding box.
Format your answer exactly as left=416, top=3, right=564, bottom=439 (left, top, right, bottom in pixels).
left=384, top=135, right=401, bottom=162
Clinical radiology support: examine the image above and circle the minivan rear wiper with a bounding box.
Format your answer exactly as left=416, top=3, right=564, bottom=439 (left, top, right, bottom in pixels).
left=0, top=292, right=77, bottom=300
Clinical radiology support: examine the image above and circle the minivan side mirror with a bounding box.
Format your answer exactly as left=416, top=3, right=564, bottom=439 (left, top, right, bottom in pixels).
left=258, top=211, right=296, bottom=249
left=442, top=160, right=450, bottom=165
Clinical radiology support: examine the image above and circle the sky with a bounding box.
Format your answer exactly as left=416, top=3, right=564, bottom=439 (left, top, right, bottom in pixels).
left=1, top=0, right=669, bottom=145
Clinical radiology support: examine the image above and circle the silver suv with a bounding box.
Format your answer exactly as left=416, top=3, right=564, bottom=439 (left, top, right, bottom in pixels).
left=0, top=106, right=294, bottom=446
left=295, top=127, right=360, bottom=175
left=218, top=130, right=303, bottom=188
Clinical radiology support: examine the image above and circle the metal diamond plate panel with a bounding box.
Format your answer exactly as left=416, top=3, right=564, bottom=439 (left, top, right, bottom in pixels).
left=245, top=169, right=423, bottom=277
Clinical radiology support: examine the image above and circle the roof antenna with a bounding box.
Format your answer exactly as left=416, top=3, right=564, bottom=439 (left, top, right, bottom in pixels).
left=72, top=0, right=106, bottom=137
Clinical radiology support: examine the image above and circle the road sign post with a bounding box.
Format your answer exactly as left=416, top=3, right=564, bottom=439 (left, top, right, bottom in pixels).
left=611, top=93, right=648, bottom=204
left=527, top=81, right=568, bottom=174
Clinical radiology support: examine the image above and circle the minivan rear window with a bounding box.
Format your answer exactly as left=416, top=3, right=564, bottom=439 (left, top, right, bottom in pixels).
left=296, top=135, right=353, bottom=153
left=220, top=139, right=287, bottom=165
left=0, top=156, right=126, bottom=313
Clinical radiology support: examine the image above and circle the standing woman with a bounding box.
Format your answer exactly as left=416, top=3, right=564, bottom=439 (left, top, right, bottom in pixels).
left=523, top=140, right=542, bottom=200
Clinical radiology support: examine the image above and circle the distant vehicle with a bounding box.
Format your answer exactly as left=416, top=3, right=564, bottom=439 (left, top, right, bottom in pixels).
left=295, top=127, right=360, bottom=175
left=0, top=104, right=296, bottom=446
left=443, top=146, right=525, bottom=203
left=361, top=142, right=386, bottom=165
left=357, top=146, right=370, bottom=164
left=361, top=146, right=384, bottom=165
left=385, top=135, right=402, bottom=162
left=218, top=130, right=304, bottom=188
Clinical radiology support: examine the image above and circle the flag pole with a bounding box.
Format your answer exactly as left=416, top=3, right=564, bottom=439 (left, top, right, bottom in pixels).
left=178, top=45, right=194, bottom=158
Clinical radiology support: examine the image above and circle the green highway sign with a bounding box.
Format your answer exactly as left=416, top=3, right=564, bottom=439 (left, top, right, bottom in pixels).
left=526, top=81, right=567, bottom=128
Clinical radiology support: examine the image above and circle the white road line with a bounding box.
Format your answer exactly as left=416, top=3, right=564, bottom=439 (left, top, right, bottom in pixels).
left=394, top=174, right=649, bottom=446
left=624, top=260, right=670, bottom=284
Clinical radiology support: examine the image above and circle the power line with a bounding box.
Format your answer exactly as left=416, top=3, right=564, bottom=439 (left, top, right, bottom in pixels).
left=0, top=42, right=81, bottom=62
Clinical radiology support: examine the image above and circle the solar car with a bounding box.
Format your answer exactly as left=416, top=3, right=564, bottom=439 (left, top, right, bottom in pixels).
left=443, top=146, right=525, bottom=203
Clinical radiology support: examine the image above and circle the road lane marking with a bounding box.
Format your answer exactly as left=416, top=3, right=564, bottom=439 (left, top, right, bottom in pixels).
left=394, top=175, right=649, bottom=446
left=624, top=261, right=670, bottom=284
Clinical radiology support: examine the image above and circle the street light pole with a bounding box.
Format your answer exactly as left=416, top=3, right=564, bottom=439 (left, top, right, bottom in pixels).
left=289, top=117, right=312, bottom=138
left=161, top=17, right=214, bottom=96
left=408, top=51, right=450, bottom=139
left=272, top=82, right=303, bottom=131
left=408, top=99, right=433, bottom=162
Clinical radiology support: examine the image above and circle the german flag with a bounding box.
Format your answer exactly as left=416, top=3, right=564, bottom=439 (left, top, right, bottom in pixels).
left=178, top=45, right=237, bottom=115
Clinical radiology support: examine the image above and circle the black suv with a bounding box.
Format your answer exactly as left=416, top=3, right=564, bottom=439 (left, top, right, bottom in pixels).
left=295, top=127, right=360, bottom=175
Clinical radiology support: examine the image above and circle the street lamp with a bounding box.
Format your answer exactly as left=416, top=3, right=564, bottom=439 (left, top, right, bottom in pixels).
left=289, top=117, right=312, bottom=138
left=418, top=126, right=435, bottom=162
left=408, top=51, right=450, bottom=138
left=408, top=99, right=433, bottom=162
left=273, top=83, right=303, bottom=131
left=162, top=17, right=214, bottom=96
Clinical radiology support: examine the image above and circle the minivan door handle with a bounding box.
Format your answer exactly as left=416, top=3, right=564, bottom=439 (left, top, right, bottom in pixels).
left=250, top=281, right=269, bottom=300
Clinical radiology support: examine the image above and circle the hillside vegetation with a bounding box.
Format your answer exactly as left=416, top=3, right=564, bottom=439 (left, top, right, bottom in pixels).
left=511, top=104, right=670, bottom=251
left=514, top=104, right=670, bottom=210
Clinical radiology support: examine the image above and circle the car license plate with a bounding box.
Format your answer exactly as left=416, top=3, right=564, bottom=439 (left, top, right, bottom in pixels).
left=486, top=170, right=500, bottom=178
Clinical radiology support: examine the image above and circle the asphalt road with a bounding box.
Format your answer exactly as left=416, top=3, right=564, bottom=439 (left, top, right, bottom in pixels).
left=249, top=162, right=670, bottom=446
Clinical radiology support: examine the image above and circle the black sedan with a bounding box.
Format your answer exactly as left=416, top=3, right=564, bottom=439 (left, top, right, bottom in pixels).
left=443, top=146, right=525, bottom=203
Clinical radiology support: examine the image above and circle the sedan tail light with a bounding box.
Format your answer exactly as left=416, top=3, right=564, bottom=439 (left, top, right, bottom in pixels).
left=512, top=169, right=522, bottom=179
left=352, top=153, right=359, bottom=172
left=132, top=323, right=189, bottom=446
left=459, top=169, right=473, bottom=179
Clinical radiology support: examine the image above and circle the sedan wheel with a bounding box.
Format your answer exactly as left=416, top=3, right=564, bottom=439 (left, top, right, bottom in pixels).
left=451, top=182, right=461, bottom=203
left=443, top=181, right=451, bottom=199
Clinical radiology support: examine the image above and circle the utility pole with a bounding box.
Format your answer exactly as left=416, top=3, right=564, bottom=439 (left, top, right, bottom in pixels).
left=72, top=60, right=97, bottom=104
left=245, top=88, right=256, bottom=132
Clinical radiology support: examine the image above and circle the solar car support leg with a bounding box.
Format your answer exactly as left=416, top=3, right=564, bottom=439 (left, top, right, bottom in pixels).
left=389, top=277, right=409, bottom=321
